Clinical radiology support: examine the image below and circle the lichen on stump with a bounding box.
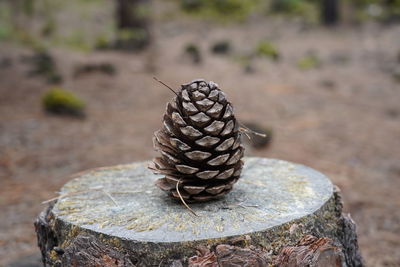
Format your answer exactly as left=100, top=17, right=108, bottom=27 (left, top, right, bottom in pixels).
left=34, top=157, right=363, bottom=266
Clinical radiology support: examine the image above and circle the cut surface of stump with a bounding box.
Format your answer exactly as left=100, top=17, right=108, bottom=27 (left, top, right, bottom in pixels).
left=35, top=157, right=363, bottom=266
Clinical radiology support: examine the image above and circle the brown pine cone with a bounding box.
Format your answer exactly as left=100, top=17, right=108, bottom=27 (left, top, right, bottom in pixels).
left=150, top=79, right=244, bottom=202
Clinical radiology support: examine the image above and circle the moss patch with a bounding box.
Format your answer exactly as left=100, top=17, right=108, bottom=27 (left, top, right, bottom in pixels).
left=42, top=87, right=86, bottom=117
left=256, top=41, right=280, bottom=61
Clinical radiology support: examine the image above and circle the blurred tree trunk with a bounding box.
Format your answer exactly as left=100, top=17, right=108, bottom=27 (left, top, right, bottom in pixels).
left=321, top=0, right=340, bottom=26
left=115, top=0, right=151, bottom=51
left=116, top=0, right=146, bottom=29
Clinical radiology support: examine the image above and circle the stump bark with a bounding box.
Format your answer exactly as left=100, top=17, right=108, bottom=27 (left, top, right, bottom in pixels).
left=35, top=157, right=363, bottom=266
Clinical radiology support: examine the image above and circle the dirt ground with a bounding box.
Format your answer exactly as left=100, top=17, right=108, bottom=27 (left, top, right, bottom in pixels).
left=1, top=15, right=400, bottom=266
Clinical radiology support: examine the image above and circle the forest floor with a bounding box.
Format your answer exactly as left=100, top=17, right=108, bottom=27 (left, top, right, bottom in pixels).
left=1, top=14, right=400, bottom=266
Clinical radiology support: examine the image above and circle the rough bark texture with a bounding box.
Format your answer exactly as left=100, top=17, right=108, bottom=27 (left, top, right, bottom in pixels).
left=274, top=235, right=344, bottom=266
left=35, top=202, right=58, bottom=266
left=34, top=158, right=363, bottom=267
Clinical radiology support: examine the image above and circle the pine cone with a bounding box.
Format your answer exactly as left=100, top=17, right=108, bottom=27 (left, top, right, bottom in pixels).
left=151, top=79, right=244, bottom=202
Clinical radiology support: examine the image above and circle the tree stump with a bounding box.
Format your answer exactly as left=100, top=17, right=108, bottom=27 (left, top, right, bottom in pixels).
left=35, top=157, right=363, bottom=266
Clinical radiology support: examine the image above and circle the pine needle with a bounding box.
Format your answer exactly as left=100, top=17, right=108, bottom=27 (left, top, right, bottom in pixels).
left=42, top=186, right=120, bottom=207
left=176, top=179, right=198, bottom=217
left=239, top=123, right=267, bottom=140
left=42, top=196, right=61, bottom=204
left=102, top=189, right=119, bottom=207
left=42, top=186, right=104, bottom=204
left=240, top=128, right=252, bottom=140
left=153, top=77, right=179, bottom=97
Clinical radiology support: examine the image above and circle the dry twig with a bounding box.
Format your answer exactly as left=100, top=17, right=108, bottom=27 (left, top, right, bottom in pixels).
left=153, top=77, right=178, bottom=96
left=176, top=179, right=198, bottom=217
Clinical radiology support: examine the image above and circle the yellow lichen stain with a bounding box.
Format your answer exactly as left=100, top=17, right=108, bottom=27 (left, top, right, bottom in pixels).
left=286, top=164, right=295, bottom=171
left=135, top=225, right=153, bottom=232
left=59, top=225, right=81, bottom=248
left=242, top=180, right=267, bottom=187
left=125, top=223, right=137, bottom=230
left=244, top=213, right=267, bottom=222
left=146, top=220, right=165, bottom=231
left=284, top=175, right=314, bottom=199
left=191, top=225, right=200, bottom=236
left=172, top=214, right=182, bottom=222
left=99, top=221, right=109, bottom=229
left=108, top=237, right=122, bottom=249
left=48, top=249, right=59, bottom=262
left=215, top=224, right=224, bottom=232
left=225, top=212, right=241, bottom=230
left=125, top=214, right=165, bottom=232
left=174, top=221, right=188, bottom=231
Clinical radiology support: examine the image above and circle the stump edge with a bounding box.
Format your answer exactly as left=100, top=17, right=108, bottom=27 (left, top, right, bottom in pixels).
left=35, top=185, right=363, bottom=266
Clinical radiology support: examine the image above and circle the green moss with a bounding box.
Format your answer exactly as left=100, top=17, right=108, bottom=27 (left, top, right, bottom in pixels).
left=270, top=0, right=315, bottom=14
left=42, top=88, right=85, bottom=117
left=180, top=0, right=261, bottom=22
left=133, top=2, right=151, bottom=19
left=297, top=54, right=321, bottom=70
left=63, top=32, right=92, bottom=52
left=115, top=28, right=150, bottom=51
left=256, top=41, right=280, bottom=61
left=269, top=0, right=319, bottom=23
left=48, top=249, right=60, bottom=262
left=94, top=35, right=111, bottom=50
left=0, top=24, right=12, bottom=41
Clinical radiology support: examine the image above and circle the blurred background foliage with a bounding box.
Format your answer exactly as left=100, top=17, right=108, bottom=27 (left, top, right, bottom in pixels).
left=0, top=0, right=114, bottom=51
left=1, top=0, right=400, bottom=53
